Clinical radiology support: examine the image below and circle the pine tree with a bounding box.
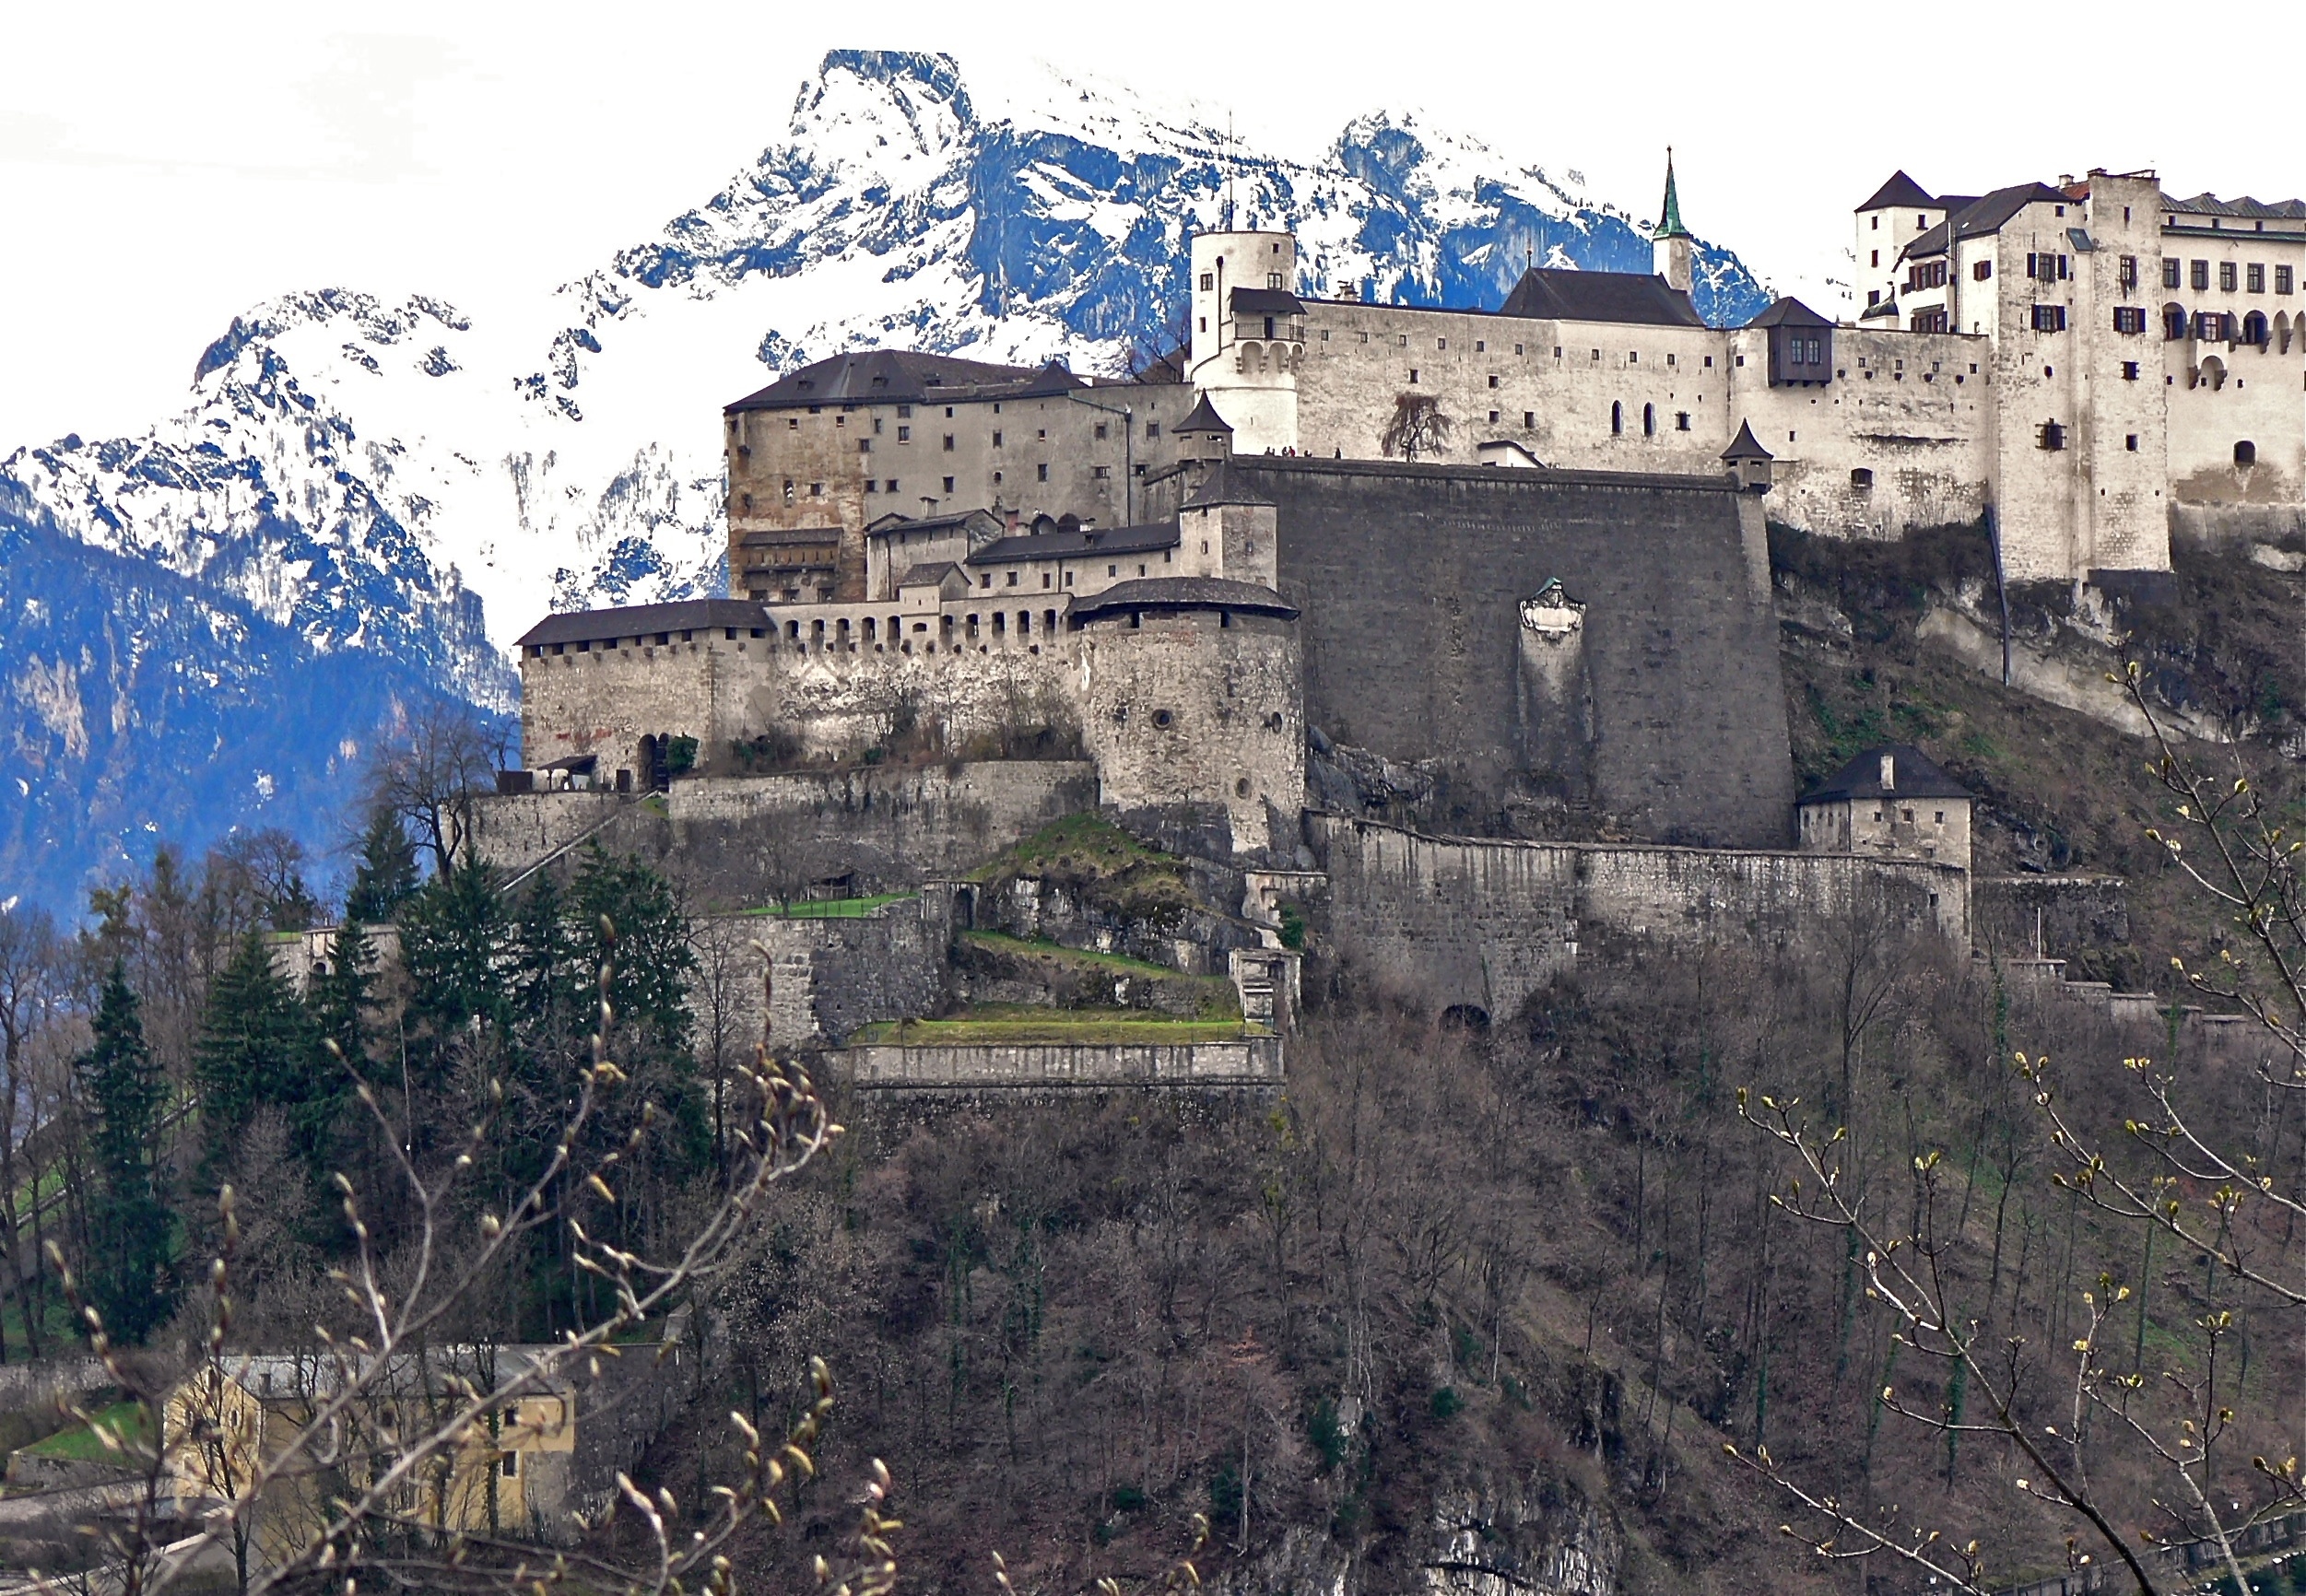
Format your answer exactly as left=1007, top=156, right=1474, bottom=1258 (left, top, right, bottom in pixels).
left=76, top=964, right=174, bottom=1343
left=308, top=921, right=374, bottom=1076
left=194, top=933, right=319, bottom=1184
left=398, top=851, right=513, bottom=1090
left=345, top=809, right=419, bottom=925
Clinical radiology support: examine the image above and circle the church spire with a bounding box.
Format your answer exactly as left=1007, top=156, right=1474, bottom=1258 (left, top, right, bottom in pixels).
left=1655, top=147, right=1691, bottom=240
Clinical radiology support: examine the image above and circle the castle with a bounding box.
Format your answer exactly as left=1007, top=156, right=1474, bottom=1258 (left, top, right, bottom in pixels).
left=510, top=157, right=2305, bottom=881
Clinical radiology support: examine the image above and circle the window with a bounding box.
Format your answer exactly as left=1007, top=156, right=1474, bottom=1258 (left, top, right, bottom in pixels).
left=1488, top=374, right=1500, bottom=388
left=896, top=425, right=910, bottom=441
left=2280, top=266, right=2296, bottom=295
left=810, top=483, right=822, bottom=497
left=1476, top=340, right=1486, bottom=352
left=1935, top=811, right=1945, bottom=825
left=1006, top=570, right=1018, bottom=585
left=1036, top=428, right=1046, bottom=440
left=1036, top=463, right=1049, bottom=481
left=992, top=431, right=1002, bottom=447
left=2122, top=361, right=2140, bottom=381
left=2165, top=306, right=2189, bottom=340
left=1641, top=403, right=1655, bottom=436
left=1523, top=411, right=1535, bottom=427
left=2024, top=253, right=2068, bottom=280
left=502, top=1451, right=519, bottom=1479
left=943, top=475, right=956, bottom=492
left=1610, top=401, right=1623, bottom=435
left=857, top=438, right=871, bottom=453
left=1199, top=272, right=1213, bottom=290
left=1629, top=350, right=1639, bottom=363
left=2218, top=262, right=2238, bottom=292
left=1146, top=422, right=1159, bottom=439
left=1851, top=467, right=1874, bottom=488
left=2113, top=307, right=2147, bottom=334
left=2038, top=420, right=2066, bottom=451
left=2126, top=433, right=2139, bottom=452
left=1675, top=411, right=1690, bottom=431
left=782, top=479, right=794, bottom=501
left=945, top=406, right=954, bottom=417
left=887, top=480, right=898, bottom=492
left=1408, top=369, right=1419, bottom=383
left=1093, top=422, right=1107, bottom=440
left=1870, top=249, right=1879, bottom=267
left=1107, top=564, right=1117, bottom=577
left=788, top=417, right=799, bottom=430
left=2237, top=440, right=2258, bottom=466
left=2030, top=304, right=2067, bottom=332
left=1093, top=465, right=1111, bottom=479
left=1267, top=272, right=1283, bottom=289
left=2193, top=259, right=2210, bottom=290
left=2247, top=263, right=2265, bottom=293
left=941, top=432, right=955, bottom=451
left=2118, top=254, right=2137, bottom=290
left=1488, top=410, right=1500, bottom=423
left=2198, top=311, right=2226, bottom=340
left=2163, top=258, right=2182, bottom=289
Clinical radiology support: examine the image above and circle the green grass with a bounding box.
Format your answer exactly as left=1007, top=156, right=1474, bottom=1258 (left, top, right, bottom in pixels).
left=959, top=930, right=1181, bottom=980
left=965, top=812, right=1164, bottom=882
left=25, top=1401, right=150, bottom=1462
left=852, top=1005, right=1263, bottom=1046
left=739, top=894, right=913, bottom=920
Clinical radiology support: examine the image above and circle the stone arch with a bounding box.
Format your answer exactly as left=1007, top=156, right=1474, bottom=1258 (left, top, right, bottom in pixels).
left=2163, top=302, right=2188, bottom=341
left=1610, top=400, right=1623, bottom=436
left=2200, top=355, right=2228, bottom=391
left=1641, top=402, right=1655, bottom=437
left=2243, top=310, right=2270, bottom=347
left=2277, top=310, right=2294, bottom=355
left=2236, top=440, right=2257, bottom=467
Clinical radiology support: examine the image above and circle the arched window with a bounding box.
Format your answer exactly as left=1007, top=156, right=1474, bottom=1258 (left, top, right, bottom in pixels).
left=2243, top=311, right=2269, bottom=346
left=1610, top=401, right=1623, bottom=435
left=2236, top=440, right=2257, bottom=466
left=2163, top=303, right=2188, bottom=341
left=1641, top=403, right=1655, bottom=437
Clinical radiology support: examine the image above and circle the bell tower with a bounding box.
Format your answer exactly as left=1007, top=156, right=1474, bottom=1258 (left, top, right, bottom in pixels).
left=1653, top=148, right=1695, bottom=295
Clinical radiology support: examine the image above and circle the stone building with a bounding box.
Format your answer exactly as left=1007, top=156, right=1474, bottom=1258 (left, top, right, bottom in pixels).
left=722, top=350, right=1198, bottom=602
left=1795, top=745, right=1974, bottom=871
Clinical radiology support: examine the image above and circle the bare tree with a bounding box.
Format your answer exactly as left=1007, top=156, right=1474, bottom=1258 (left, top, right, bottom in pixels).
left=0, top=905, right=62, bottom=1359
left=367, top=702, right=507, bottom=877
left=1379, top=393, right=1454, bottom=463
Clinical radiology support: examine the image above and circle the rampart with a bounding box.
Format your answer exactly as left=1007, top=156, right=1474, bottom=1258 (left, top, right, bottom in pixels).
left=1309, top=814, right=1967, bottom=1023
left=697, top=895, right=952, bottom=1051
left=837, top=1036, right=1283, bottom=1093
left=1150, top=456, right=1796, bottom=848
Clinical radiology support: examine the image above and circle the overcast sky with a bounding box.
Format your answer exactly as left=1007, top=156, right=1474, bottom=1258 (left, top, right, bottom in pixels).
left=7, top=0, right=2302, bottom=451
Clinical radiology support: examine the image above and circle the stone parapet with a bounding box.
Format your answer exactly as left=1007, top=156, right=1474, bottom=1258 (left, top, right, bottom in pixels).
left=837, top=1037, right=1283, bottom=1093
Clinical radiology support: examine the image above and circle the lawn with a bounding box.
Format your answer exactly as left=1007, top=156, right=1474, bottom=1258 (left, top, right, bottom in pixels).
left=25, top=1400, right=150, bottom=1462
left=739, top=894, right=914, bottom=920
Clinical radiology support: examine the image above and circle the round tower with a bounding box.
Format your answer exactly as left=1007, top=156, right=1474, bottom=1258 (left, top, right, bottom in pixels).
left=1072, top=577, right=1303, bottom=856
left=1186, top=229, right=1302, bottom=455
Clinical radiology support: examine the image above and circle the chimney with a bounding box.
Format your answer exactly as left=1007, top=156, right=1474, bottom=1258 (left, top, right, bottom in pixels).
left=1006, top=509, right=1020, bottom=533
left=1879, top=753, right=1896, bottom=791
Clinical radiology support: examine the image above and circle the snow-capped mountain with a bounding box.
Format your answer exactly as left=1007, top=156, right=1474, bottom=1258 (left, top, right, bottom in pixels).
left=0, top=49, right=1774, bottom=915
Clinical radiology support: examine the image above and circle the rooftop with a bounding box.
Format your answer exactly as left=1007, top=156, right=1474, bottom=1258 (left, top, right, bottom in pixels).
left=1496, top=267, right=1706, bottom=328
left=1070, top=576, right=1300, bottom=622
left=1857, top=170, right=1937, bottom=212
left=517, top=598, right=770, bottom=650
left=971, top=521, right=1181, bottom=565
left=1801, top=745, right=1972, bottom=804
left=727, top=351, right=1097, bottom=413
left=1900, top=182, right=2071, bottom=261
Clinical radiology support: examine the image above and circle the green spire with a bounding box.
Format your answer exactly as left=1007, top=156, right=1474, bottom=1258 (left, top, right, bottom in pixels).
left=1656, top=147, right=1690, bottom=240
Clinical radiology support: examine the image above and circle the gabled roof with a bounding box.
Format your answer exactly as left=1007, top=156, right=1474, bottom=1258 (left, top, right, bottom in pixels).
left=1799, top=745, right=1972, bottom=804
left=1745, top=297, right=1834, bottom=330
left=1857, top=170, right=1935, bottom=212
left=1497, top=268, right=1706, bottom=328
left=1900, top=183, right=2070, bottom=261
left=1069, top=577, right=1299, bottom=622
left=2166, top=192, right=2306, bottom=220
left=970, top=522, right=1181, bottom=565
left=517, top=599, right=770, bottom=650
left=725, top=350, right=1086, bottom=413
left=1182, top=457, right=1273, bottom=509
left=864, top=508, right=1000, bottom=538
left=897, top=561, right=966, bottom=589
left=1229, top=287, right=1306, bottom=316
left=1721, top=420, right=1772, bottom=462
left=1859, top=297, right=1900, bottom=321
left=735, top=526, right=841, bottom=549
left=1176, top=393, right=1233, bottom=435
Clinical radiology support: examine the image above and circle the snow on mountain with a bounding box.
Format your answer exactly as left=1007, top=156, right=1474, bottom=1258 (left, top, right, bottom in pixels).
left=0, top=48, right=1775, bottom=915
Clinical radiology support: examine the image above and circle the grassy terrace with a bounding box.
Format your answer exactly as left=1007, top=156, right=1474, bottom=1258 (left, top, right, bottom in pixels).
left=24, top=1401, right=149, bottom=1463
left=739, top=894, right=913, bottom=920
left=851, top=1005, right=1263, bottom=1047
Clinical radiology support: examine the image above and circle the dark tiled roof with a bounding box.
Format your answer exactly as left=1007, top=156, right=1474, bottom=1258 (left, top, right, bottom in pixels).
left=517, top=599, right=770, bottom=649
left=1857, top=170, right=1935, bottom=212
left=1721, top=420, right=1772, bottom=462
left=1744, top=297, right=1834, bottom=329
left=1496, top=268, right=1705, bottom=328
left=1176, top=393, right=1233, bottom=434
left=1070, top=577, right=1299, bottom=622
left=1229, top=287, right=1306, bottom=315
left=1859, top=297, right=1900, bottom=321
left=737, top=526, right=841, bottom=548
left=864, top=508, right=1000, bottom=538
left=971, top=522, right=1181, bottom=565
left=2166, top=192, right=2306, bottom=219
left=1800, top=745, right=1972, bottom=803
left=896, top=561, right=963, bottom=588
left=1900, top=183, right=2069, bottom=260
left=726, top=351, right=1085, bottom=413
left=1181, top=458, right=1273, bottom=509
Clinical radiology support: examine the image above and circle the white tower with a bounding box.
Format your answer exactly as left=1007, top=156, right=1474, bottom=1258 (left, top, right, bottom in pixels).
left=1185, top=228, right=1302, bottom=455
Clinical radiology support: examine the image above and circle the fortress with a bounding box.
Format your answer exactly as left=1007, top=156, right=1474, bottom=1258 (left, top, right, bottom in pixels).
left=492, top=158, right=2306, bottom=1039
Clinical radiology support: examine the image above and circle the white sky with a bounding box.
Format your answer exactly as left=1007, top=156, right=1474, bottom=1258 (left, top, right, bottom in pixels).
left=6, top=0, right=2301, bottom=452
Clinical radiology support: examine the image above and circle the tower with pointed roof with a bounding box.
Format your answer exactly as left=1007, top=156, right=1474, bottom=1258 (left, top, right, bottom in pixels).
left=1653, top=149, right=1695, bottom=295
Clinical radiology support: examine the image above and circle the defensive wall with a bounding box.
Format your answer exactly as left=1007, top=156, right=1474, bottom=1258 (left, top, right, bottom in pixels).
left=1146, top=456, right=1797, bottom=848
left=836, top=1036, right=1283, bottom=1094
left=1309, top=814, right=1967, bottom=1024
left=471, top=762, right=1098, bottom=904
left=699, top=893, right=953, bottom=1052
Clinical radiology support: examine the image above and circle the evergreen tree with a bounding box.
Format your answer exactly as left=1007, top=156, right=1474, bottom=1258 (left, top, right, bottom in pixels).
left=398, top=851, right=513, bottom=1090
left=345, top=809, right=419, bottom=925
left=570, top=844, right=698, bottom=1054
left=307, top=921, right=374, bottom=1076
left=194, top=933, right=320, bottom=1184
left=76, top=964, right=174, bottom=1343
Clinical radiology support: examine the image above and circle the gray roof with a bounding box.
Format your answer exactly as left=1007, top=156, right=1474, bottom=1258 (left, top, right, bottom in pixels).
left=1070, top=577, right=1300, bottom=622
left=1721, top=420, right=1772, bottom=462
left=1496, top=267, right=1706, bottom=328
left=2165, top=192, right=2306, bottom=220
left=971, top=522, right=1181, bottom=565
left=896, top=561, right=963, bottom=588
left=1857, top=170, right=1935, bottom=212
left=727, top=351, right=1088, bottom=413
left=1182, top=457, right=1274, bottom=509
left=518, top=599, right=770, bottom=649
left=865, top=508, right=1000, bottom=538
left=1176, top=392, right=1233, bottom=435
left=1229, top=287, right=1306, bottom=316
left=1800, top=745, right=1972, bottom=804
left=1900, top=182, right=2070, bottom=260
left=1745, top=297, right=1834, bottom=330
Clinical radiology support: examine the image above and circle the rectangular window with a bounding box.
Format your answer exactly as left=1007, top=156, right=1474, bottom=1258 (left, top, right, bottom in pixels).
left=1475, top=340, right=1486, bottom=351
left=886, top=479, right=898, bottom=493
left=2112, top=306, right=2147, bottom=334
left=858, top=439, right=871, bottom=453
left=1007, top=570, right=1019, bottom=585
left=2280, top=265, right=2298, bottom=295
left=1408, top=369, right=1419, bottom=383
left=2193, top=259, right=2211, bottom=290
left=1093, top=422, right=1107, bottom=440
left=1437, top=338, right=1446, bottom=349
left=2220, top=261, right=2239, bottom=292
left=943, top=434, right=955, bottom=451
left=2122, top=361, right=2140, bottom=381
left=2038, top=420, right=2066, bottom=451
left=1523, top=411, right=1535, bottom=427
left=2198, top=311, right=2225, bottom=340
left=2030, top=304, right=2067, bottom=332
left=1199, top=272, right=1213, bottom=290
left=1093, top=465, right=1111, bottom=479
left=2164, top=258, right=2182, bottom=289
left=1487, top=374, right=1499, bottom=388
left=1145, top=422, right=1159, bottom=439
left=2118, top=254, right=2137, bottom=290
left=942, top=475, right=955, bottom=492
left=896, top=425, right=910, bottom=441
left=865, top=479, right=877, bottom=493
left=2247, top=263, right=2265, bottom=293
left=871, top=417, right=882, bottom=434
left=992, top=431, right=1002, bottom=447
left=1036, top=463, right=1049, bottom=481
left=2126, top=433, right=2139, bottom=452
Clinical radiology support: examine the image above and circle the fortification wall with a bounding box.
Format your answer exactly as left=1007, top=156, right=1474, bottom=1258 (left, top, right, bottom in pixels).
left=1973, top=874, right=2130, bottom=961
left=1310, top=815, right=1967, bottom=1022
left=1197, top=457, right=1794, bottom=848
left=839, top=1037, right=1283, bottom=1092
left=473, top=762, right=1097, bottom=902
left=700, top=897, right=951, bottom=1051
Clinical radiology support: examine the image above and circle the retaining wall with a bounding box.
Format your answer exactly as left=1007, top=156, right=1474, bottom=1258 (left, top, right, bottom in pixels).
left=838, top=1037, right=1283, bottom=1092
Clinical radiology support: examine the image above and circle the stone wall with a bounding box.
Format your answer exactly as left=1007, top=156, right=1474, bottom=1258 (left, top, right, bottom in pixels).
left=1310, top=814, right=1967, bottom=1023
left=472, top=762, right=1098, bottom=902
left=1158, top=457, right=1795, bottom=848
left=839, top=1037, right=1283, bottom=1092
left=1973, top=874, right=2130, bottom=960
left=697, top=896, right=952, bottom=1052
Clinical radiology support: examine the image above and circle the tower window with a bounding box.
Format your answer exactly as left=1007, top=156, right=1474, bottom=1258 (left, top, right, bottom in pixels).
left=2236, top=440, right=2257, bottom=466
left=1610, top=401, right=1623, bottom=435
left=1199, top=272, right=1213, bottom=290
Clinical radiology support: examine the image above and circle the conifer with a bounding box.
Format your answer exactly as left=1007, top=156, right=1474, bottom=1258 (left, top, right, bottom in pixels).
left=194, top=933, right=318, bottom=1182
left=345, top=808, right=419, bottom=925
left=76, top=964, right=174, bottom=1343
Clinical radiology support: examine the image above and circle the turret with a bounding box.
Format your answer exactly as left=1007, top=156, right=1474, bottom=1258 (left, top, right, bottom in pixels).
left=1653, top=149, right=1695, bottom=296
left=1186, top=228, right=1302, bottom=455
